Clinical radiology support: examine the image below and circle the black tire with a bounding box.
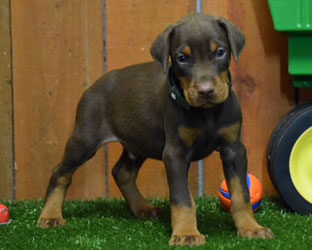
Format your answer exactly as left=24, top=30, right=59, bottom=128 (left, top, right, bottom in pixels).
left=268, top=103, right=312, bottom=215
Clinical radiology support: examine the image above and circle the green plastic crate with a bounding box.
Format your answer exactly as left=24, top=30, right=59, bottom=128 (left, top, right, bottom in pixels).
left=268, top=0, right=312, bottom=88
left=269, top=0, right=312, bottom=32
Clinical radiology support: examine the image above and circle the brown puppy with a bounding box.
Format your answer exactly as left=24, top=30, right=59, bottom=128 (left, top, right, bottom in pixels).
left=37, top=14, right=274, bottom=246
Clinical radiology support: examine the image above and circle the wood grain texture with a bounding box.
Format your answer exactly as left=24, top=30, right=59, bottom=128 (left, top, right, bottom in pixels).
left=105, top=0, right=196, bottom=198
left=12, top=0, right=106, bottom=199
left=10, top=0, right=297, bottom=200
left=0, top=0, right=14, bottom=199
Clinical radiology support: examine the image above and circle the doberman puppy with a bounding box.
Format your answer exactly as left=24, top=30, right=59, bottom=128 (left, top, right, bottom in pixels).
left=37, top=14, right=274, bottom=246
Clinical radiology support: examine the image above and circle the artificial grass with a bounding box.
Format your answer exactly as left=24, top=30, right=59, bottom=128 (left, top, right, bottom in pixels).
left=0, top=198, right=312, bottom=250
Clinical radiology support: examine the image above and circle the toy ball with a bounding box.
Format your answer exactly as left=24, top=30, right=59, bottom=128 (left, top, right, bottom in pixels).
left=218, top=174, right=263, bottom=212
left=0, top=204, right=11, bottom=225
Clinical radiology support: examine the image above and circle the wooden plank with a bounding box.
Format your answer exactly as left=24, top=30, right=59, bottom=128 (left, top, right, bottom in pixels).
left=203, top=0, right=294, bottom=196
left=106, top=0, right=196, bottom=198
left=12, top=0, right=105, bottom=199
left=0, top=0, right=14, bottom=200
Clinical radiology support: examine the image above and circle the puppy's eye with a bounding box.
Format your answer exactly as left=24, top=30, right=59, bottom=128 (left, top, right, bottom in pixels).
left=176, top=54, right=189, bottom=64
left=216, top=48, right=226, bottom=58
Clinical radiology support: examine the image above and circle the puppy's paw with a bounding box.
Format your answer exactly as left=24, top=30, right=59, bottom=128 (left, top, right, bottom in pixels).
left=237, top=226, right=274, bottom=239
left=37, top=217, right=66, bottom=228
left=169, top=231, right=206, bottom=246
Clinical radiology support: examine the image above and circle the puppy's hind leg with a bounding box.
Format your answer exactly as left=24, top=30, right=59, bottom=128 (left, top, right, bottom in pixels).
left=112, top=149, right=164, bottom=218
left=37, top=88, right=111, bottom=228
left=37, top=132, right=101, bottom=228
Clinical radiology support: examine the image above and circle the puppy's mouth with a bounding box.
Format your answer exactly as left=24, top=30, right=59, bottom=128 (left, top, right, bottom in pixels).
left=180, top=72, right=230, bottom=108
left=200, top=88, right=229, bottom=107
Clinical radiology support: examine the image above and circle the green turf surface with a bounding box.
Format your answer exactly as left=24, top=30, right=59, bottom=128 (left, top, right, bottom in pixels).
left=0, top=198, right=312, bottom=249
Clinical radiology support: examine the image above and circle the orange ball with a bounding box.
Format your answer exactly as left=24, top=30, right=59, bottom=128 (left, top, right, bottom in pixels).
left=218, top=174, right=263, bottom=212
left=0, top=204, right=10, bottom=224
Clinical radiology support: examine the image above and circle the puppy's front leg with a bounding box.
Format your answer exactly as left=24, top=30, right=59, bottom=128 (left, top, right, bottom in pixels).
left=220, top=141, right=274, bottom=239
left=163, top=146, right=206, bottom=247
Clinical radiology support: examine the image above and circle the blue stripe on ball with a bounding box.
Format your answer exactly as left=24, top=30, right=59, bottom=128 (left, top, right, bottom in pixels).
left=252, top=200, right=262, bottom=211
left=219, top=187, right=231, bottom=199
left=220, top=174, right=251, bottom=200
left=247, top=174, right=251, bottom=189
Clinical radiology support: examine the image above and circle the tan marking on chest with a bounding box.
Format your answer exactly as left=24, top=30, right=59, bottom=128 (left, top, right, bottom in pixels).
left=179, top=127, right=199, bottom=147
left=218, top=122, right=241, bottom=142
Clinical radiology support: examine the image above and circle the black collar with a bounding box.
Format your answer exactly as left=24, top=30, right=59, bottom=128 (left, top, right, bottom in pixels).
left=167, top=67, right=191, bottom=110
left=166, top=67, right=232, bottom=110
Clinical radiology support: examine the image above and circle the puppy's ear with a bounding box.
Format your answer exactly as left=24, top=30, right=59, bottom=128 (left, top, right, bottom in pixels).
left=150, top=24, right=175, bottom=73
left=218, top=18, right=246, bottom=62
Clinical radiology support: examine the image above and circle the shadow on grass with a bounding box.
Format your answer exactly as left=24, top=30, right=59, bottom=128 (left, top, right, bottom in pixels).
left=63, top=199, right=171, bottom=223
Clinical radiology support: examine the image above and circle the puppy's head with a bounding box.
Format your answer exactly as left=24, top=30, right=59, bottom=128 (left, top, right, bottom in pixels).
left=150, top=14, right=245, bottom=108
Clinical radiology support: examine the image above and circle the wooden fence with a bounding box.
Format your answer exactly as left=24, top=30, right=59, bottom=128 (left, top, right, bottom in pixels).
left=2, top=0, right=310, bottom=200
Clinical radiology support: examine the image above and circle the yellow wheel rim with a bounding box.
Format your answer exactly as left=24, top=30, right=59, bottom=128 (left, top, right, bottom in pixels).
left=289, top=126, right=312, bottom=204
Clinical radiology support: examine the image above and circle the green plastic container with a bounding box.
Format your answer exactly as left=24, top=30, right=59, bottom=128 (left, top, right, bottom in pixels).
left=268, top=0, right=312, bottom=88
left=269, top=0, right=312, bottom=32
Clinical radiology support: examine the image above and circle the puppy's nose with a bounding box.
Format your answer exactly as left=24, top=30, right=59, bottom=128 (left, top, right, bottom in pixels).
left=197, top=82, right=215, bottom=98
